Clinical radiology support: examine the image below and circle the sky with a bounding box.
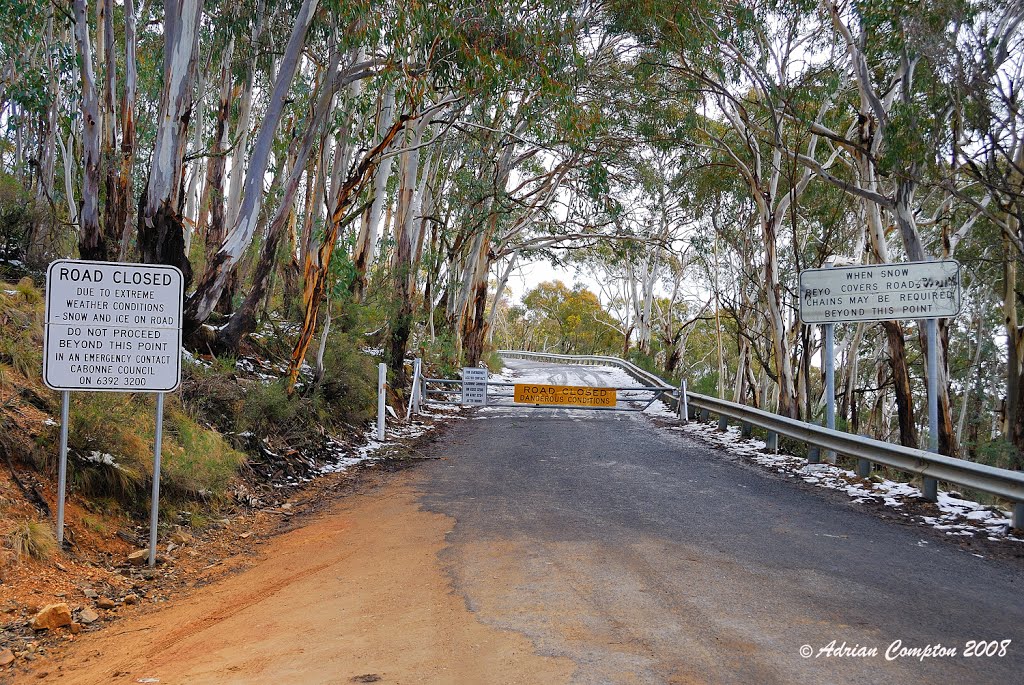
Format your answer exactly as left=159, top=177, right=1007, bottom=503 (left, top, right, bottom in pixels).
left=504, top=257, right=603, bottom=304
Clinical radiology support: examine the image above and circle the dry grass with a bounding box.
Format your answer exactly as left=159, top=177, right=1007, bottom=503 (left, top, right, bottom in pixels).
left=7, top=519, right=57, bottom=561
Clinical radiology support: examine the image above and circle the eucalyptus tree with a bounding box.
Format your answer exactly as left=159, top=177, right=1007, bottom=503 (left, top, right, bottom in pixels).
left=609, top=0, right=845, bottom=419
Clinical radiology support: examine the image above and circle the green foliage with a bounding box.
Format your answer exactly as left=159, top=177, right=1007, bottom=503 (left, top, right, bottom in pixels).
left=420, top=332, right=463, bottom=379
left=163, top=409, right=247, bottom=499
left=0, top=174, right=38, bottom=261
left=319, top=330, right=377, bottom=426
left=974, top=439, right=1024, bottom=472
left=64, top=391, right=246, bottom=510
left=506, top=280, right=623, bottom=355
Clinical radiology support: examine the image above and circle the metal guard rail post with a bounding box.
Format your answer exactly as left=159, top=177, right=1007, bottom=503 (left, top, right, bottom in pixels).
left=498, top=350, right=1024, bottom=530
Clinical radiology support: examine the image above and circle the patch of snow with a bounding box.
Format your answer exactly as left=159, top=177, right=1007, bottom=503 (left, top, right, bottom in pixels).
left=83, top=451, right=121, bottom=468
left=675, top=420, right=1021, bottom=544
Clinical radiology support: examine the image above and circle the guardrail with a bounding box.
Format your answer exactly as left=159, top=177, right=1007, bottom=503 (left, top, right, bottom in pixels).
left=498, top=350, right=1024, bottom=530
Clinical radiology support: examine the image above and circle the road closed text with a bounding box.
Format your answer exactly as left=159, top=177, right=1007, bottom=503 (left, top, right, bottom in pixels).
left=513, top=384, right=617, bottom=407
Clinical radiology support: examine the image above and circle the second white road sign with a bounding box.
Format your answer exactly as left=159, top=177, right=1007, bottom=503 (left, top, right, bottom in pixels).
left=799, top=261, right=961, bottom=324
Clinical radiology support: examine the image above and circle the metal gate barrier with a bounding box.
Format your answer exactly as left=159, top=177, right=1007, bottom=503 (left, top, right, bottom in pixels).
left=410, top=359, right=685, bottom=416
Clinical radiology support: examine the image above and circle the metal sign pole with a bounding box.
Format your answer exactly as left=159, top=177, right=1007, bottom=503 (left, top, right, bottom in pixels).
left=823, top=260, right=836, bottom=463
left=924, top=318, right=939, bottom=500
left=148, top=392, right=165, bottom=567
left=377, top=363, right=387, bottom=441
left=824, top=321, right=835, bottom=463
left=56, top=390, right=70, bottom=545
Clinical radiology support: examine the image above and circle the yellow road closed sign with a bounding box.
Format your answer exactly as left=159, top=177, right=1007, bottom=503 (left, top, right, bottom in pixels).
left=513, top=384, right=617, bottom=407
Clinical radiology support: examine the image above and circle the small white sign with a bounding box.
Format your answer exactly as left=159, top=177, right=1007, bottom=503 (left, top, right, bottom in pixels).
left=462, top=367, right=488, bottom=406
left=43, top=260, right=184, bottom=392
left=799, top=261, right=961, bottom=324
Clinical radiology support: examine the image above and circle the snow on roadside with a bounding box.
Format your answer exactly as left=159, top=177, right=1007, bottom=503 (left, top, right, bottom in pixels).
left=317, top=404, right=464, bottom=475
left=674, top=419, right=1023, bottom=545
left=478, top=359, right=1023, bottom=547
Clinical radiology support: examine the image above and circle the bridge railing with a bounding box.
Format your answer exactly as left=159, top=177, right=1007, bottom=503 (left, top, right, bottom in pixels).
left=498, top=350, right=1024, bottom=530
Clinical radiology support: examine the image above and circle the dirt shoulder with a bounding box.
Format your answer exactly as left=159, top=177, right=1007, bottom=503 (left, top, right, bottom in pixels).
left=9, top=468, right=574, bottom=685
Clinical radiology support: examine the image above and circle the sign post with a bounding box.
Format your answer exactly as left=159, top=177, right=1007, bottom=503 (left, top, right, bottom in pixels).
left=43, top=260, right=183, bottom=565
left=55, top=391, right=69, bottom=545
left=149, top=393, right=165, bottom=567
left=823, top=262, right=836, bottom=464
left=924, top=318, right=940, bottom=499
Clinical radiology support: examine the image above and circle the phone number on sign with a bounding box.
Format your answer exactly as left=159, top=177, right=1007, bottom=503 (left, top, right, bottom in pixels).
left=799, top=639, right=1012, bottom=661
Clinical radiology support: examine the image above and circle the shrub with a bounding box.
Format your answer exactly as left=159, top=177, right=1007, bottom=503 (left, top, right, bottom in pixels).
left=319, top=330, right=376, bottom=427
left=67, top=391, right=246, bottom=510
left=179, top=359, right=247, bottom=433
left=162, top=408, right=246, bottom=499
left=8, top=520, right=57, bottom=561
left=0, top=278, right=44, bottom=380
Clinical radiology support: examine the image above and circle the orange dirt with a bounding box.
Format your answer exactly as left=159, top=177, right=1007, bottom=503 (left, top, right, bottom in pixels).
left=17, top=476, right=575, bottom=684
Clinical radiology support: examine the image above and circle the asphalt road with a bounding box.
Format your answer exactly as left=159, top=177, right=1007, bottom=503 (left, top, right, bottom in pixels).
left=418, top=359, right=1024, bottom=684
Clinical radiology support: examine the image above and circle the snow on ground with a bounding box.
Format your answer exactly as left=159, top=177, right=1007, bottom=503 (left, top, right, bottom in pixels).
left=675, top=419, right=1023, bottom=545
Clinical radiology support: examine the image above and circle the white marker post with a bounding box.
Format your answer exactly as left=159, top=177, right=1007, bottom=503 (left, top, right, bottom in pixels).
left=406, top=358, right=422, bottom=419
left=413, top=358, right=422, bottom=414
left=377, top=363, right=387, bottom=441
left=43, top=260, right=183, bottom=564
left=679, top=379, right=689, bottom=423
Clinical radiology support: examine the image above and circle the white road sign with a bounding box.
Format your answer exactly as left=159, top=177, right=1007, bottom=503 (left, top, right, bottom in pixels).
left=799, top=261, right=961, bottom=324
left=462, top=367, right=488, bottom=406
left=43, top=260, right=184, bottom=392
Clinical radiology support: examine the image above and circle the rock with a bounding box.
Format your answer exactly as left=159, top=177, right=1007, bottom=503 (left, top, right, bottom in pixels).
left=239, top=532, right=251, bottom=539
left=95, top=597, right=115, bottom=610
left=30, top=604, right=72, bottom=631
left=0, top=648, right=14, bottom=666
left=68, top=622, right=82, bottom=634
left=141, top=569, right=158, bottom=580
left=127, top=550, right=150, bottom=566
left=123, top=594, right=139, bottom=606
left=78, top=608, right=99, bottom=624
left=169, top=528, right=193, bottom=545
left=82, top=588, right=98, bottom=599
